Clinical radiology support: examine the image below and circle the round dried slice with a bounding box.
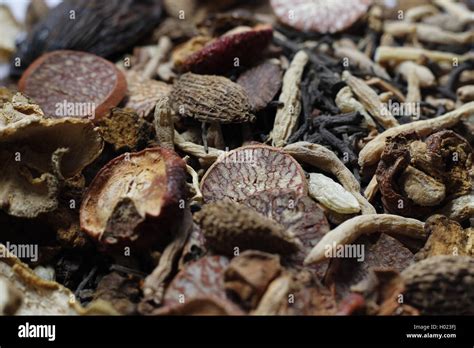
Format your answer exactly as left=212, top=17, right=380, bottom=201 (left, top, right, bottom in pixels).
left=80, top=147, right=187, bottom=249
left=201, top=144, right=307, bottom=203
left=181, top=24, right=273, bottom=74
left=270, top=0, right=373, bottom=33
left=163, top=255, right=230, bottom=307
left=19, top=50, right=126, bottom=120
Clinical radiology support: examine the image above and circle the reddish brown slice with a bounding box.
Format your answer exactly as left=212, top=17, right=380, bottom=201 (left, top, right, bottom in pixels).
left=200, top=144, right=307, bottom=203
left=181, top=24, right=273, bottom=75
left=80, top=147, right=187, bottom=249
left=19, top=50, right=126, bottom=121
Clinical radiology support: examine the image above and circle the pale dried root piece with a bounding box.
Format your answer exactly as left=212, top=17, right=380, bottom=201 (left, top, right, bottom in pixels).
left=194, top=200, right=301, bottom=256
left=333, top=45, right=390, bottom=80
left=304, top=214, right=425, bottom=265
left=416, top=215, right=472, bottom=260
left=358, top=101, right=474, bottom=172
left=396, top=61, right=435, bottom=104
left=364, top=175, right=378, bottom=202
left=401, top=166, right=446, bottom=206
left=405, top=4, right=440, bottom=22
left=335, top=86, right=377, bottom=129
left=271, top=50, right=308, bottom=147
left=437, top=194, right=474, bottom=222
left=308, top=173, right=360, bottom=214
left=366, top=77, right=406, bottom=103
left=186, top=164, right=203, bottom=203
left=174, top=130, right=223, bottom=167
left=374, top=46, right=472, bottom=65
left=401, top=255, right=474, bottom=315
left=342, top=71, right=399, bottom=129
left=434, top=0, right=474, bottom=24
left=154, top=98, right=174, bottom=150
left=384, top=21, right=474, bottom=45
left=457, top=85, right=474, bottom=103
left=284, top=142, right=376, bottom=215
left=252, top=274, right=291, bottom=315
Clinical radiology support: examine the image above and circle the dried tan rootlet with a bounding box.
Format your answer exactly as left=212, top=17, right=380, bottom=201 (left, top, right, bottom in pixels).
left=170, top=72, right=254, bottom=124
left=304, top=214, right=426, bottom=265
left=402, top=256, right=474, bottom=315
left=80, top=147, right=187, bottom=249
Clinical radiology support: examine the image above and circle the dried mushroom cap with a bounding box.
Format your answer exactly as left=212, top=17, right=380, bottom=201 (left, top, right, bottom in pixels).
left=80, top=147, right=187, bottom=249
left=181, top=24, right=273, bottom=75
left=170, top=73, right=255, bottom=124
left=416, top=215, right=471, bottom=260
left=401, top=256, right=474, bottom=315
left=0, top=244, right=80, bottom=315
left=19, top=50, right=127, bottom=120
left=236, top=60, right=283, bottom=111
left=224, top=251, right=282, bottom=310
left=195, top=200, right=301, bottom=256
left=0, top=99, right=103, bottom=218
left=201, top=144, right=307, bottom=203
left=270, top=0, right=373, bottom=33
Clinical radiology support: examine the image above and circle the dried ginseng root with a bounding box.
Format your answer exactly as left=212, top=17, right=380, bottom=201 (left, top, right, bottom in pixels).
left=19, top=50, right=127, bottom=120
left=401, top=256, right=474, bottom=315
left=200, top=144, right=307, bottom=203
left=80, top=147, right=187, bottom=250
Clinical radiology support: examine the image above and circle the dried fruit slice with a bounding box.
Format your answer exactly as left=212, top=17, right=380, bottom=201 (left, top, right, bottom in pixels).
left=237, top=60, right=283, bottom=111
left=19, top=50, right=127, bottom=120
left=402, top=256, right=474, bottom=315
left=80, top=147, right=187, bottom=249
left=163, top=255, right=231, bottom=307
left=270, top=0, right=372, bottom=33
left=170, top=73, right=254, bottom=124
left=181, top=24, right=273, bottom=74
left=195, top=200, right=301, bottom=256
left=201, top=144, right=307, bottom=203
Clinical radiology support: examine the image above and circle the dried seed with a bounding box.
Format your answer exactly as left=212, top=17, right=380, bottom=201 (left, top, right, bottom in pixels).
left=270, top=0, right=373, bottom=33
left=201, top=144, right=307, bottom=203
left=237, top=60, right=283, bottom=111
left=358, top=101, right=474, bottom=172
left=195, top=200, right=301, bottom=256
left=401, top=255, right=474, bottom=315
left=304, top=214, right=426, bottom=265
left=284, top=142, right=376, bottom=215
left=19, top=50, right=127, bottom=120
left=80, top=147, right=187, bottom=249
left=308, top=173, right=361, bottom=214
left=271, top=50, right=308, bottom=147
left=181, top=24, right=273, bottom=74
left=170, top=73, right=255, bottom=124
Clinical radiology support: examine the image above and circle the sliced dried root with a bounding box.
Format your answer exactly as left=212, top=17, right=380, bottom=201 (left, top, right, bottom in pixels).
left=304, top=214, right=426, bottom=265
left=358, top=101, right=474, bottom=172
left=375, top=46, right=472, bottom=65
left=284, top=142, right=376, bottom=215
left=174, top=130, right=223, bottom=166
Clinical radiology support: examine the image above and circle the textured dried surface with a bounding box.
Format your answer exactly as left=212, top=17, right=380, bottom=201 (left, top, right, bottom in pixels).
left=224, top=251, right=282, bottom=309
left=124, top=71, right=172, bottom=118
left=201, top=144, right=307, bottom=203
left=80, top=147, right=187, bottom=249
left=400, top=166, right=445, bottom=206
left=97, top=107, right=154, bottom=152
left=416, top=215, right=471, bottom=260
left=181, top=24, right=273, bottom=74
left=93, top=272, right=140, bottom=315
left=11, top=0, right=162, bottom=76
left=170, top=73, right=254, bottom=124
left=271, top=0, right=373, bottom=33
left=19, top=50, right=126, bottom=120
left=325, top=234, right=414, bottom=300
left=402, top=256, right=474, bottom=315
left=308, top=173, right=360, bottom=214
left=243, top=189, right=330, bottom=274
left=237, top=60, right=283, bottom=111
left=278, top=285, right=338, bottom=315
left=153, top=295, right=244, bottom=316
left=163, top=255, right=231, bottom=306
left=195, top=200, right=300, bottom=256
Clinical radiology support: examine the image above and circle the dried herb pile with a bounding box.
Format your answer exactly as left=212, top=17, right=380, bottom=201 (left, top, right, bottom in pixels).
left=0, top=0, right=473, bottom=316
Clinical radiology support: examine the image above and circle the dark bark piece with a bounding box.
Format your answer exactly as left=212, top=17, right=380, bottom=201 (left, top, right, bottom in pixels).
left=19, top=50, right=126, bottom=120
left=325, top=233, right=414, bottom=300
left=11, top=0, right=162, bottom=76
left=237, top=61, right=283, bottom=111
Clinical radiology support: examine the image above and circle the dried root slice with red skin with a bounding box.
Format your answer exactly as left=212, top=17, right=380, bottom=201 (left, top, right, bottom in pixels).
left=80, top=147, right=187, bottom=250
left=270, top=0, right=373, bottom=33
left=200, top=144, right=307, bottom=203
left=181, top=24, right=273, bottom=75
left=18, top=50, right=127, bottom=121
